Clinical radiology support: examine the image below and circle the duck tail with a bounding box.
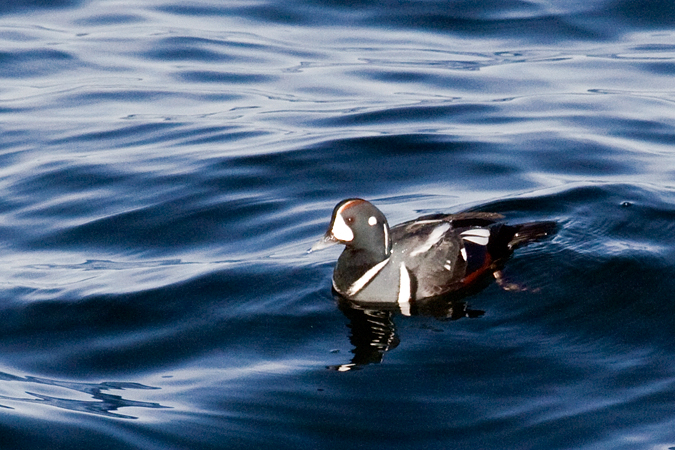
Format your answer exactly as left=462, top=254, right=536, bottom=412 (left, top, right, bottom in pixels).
left=507, top=221, right=557, bottom=250
left=485, top=221, right=556, bottom=261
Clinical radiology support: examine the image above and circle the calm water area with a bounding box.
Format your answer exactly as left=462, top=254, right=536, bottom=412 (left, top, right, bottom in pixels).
left=2, top=0, right=675, bottom=449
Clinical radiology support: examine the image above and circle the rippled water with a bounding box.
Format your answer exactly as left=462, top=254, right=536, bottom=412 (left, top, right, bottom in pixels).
left=2, top=0, right=675, bottom=448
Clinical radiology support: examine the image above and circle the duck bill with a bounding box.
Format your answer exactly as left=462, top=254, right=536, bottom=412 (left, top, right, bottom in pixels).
left=309, top=232, right=339, bottom=253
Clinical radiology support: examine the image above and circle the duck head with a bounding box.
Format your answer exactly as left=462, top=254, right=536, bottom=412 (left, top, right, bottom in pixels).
left=311, top=199, right=391, bottom=258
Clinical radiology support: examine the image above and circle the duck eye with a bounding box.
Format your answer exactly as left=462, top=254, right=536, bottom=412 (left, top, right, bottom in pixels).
left=346, top=216, right=355, bottom=224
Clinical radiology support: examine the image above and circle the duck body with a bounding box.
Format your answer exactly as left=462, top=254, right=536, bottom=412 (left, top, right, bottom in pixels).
left=312, top=199, right=555, bottom=305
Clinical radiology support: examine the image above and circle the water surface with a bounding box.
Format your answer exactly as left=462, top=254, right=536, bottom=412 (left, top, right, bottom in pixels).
left=2, top=0, right=675, bottom=448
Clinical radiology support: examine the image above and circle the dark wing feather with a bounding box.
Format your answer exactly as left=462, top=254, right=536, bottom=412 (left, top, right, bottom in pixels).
left=395, top=212, right=504, bottom=234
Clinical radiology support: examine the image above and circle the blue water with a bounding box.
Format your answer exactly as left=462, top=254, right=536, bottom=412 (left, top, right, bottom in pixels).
left=2, top=0, right=675, bottom=448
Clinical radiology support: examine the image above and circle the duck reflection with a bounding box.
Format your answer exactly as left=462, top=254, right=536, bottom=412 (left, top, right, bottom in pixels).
left=0, top=370, right=168, bottom=418
left=330, top=291, right=484, bottom=371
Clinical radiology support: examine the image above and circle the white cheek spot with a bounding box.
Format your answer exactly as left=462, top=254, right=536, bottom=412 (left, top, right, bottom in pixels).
left=331, top=213, right=354, bottom=242
left=368, top=216, right=377, bottom=226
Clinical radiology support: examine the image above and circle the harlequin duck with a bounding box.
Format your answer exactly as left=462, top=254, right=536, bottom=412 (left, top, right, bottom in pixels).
left=311, top=199, right=555, bottom=308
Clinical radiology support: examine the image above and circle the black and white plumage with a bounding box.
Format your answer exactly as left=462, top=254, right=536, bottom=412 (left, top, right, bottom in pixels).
left=311, top=198, right=555, bottom=308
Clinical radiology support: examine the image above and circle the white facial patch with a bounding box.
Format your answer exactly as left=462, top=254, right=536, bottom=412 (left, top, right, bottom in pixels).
left=410, top=223, right=451, bottom=256
left=368, top=216, right=377, bottom=226
left=331, top=213, right=354, bottom=242
left=461, top=228, right=490, bottom=246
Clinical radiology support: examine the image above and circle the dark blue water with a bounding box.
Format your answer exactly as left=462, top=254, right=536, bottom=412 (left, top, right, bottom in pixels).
left=2, top=0, right=675, bottom=448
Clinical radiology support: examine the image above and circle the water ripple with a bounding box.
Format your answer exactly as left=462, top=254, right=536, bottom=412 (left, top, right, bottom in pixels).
left=2, top=0, right=675, bottom=449
left=0, top=370, right=167, bottom=419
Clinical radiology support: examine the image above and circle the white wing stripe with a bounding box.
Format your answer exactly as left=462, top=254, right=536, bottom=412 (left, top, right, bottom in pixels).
left=462, top=235, right=489, bottom=246
left=461, top=228, right=490, bottom=246
left=461, top=228, right=490, bottom=237
left=398, top=262, right=411, bottom=305
left=410, top=223, right=451, bottom=256
left=346, top=257, right=391, bottom=296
